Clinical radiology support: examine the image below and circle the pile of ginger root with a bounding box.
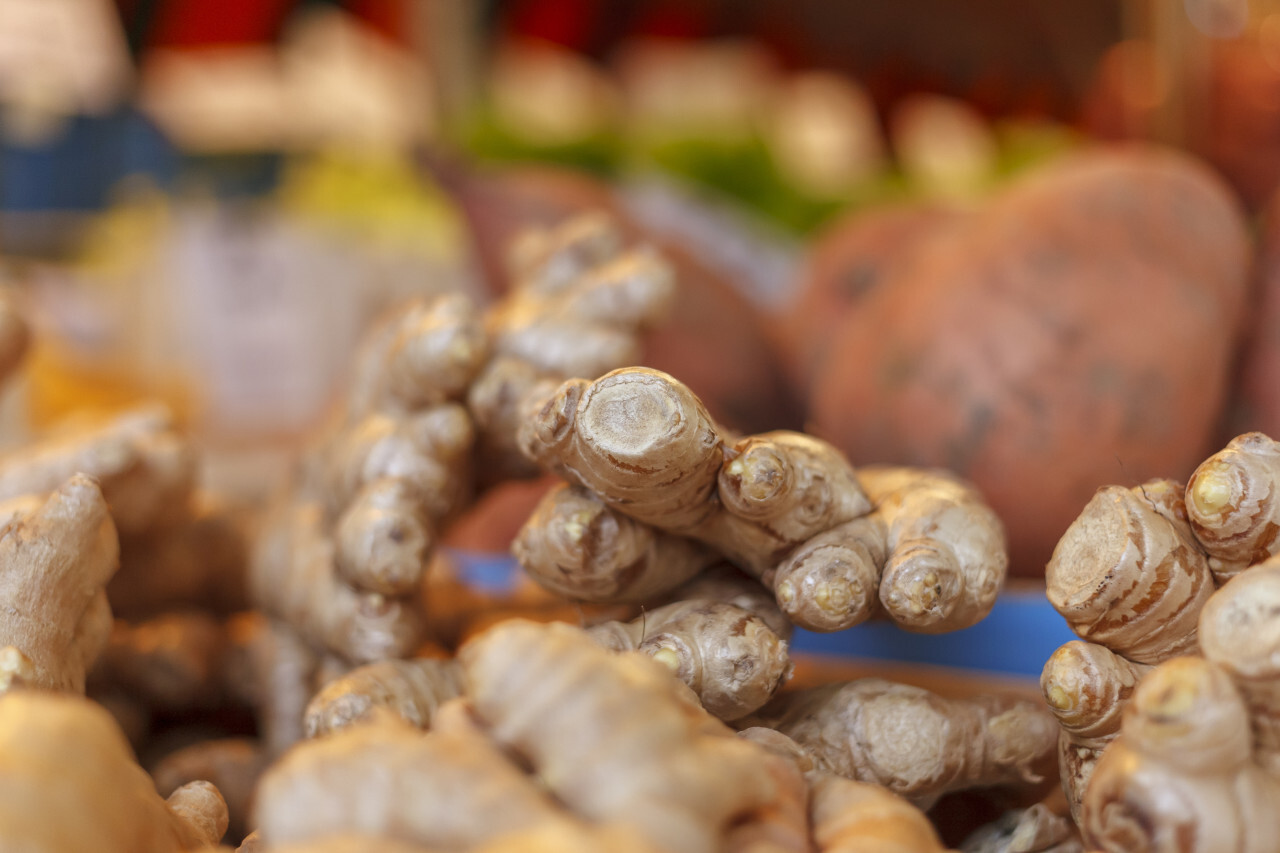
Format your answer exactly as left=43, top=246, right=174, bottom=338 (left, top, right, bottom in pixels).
left=1040, top=430, right=1280, bottom=852
left=0, top=217, right=1072, bottom=852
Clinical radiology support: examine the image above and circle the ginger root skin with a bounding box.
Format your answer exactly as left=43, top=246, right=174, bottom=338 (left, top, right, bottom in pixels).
left=0, top=406, right=195, bottom=535
left=0, top=474, right=119, bottom=694
left=1185, top=432, right=1280, bottom=582
left=1039, top=640, right=1151, bottom=822
left=512, top=482, right=716, bottom=602
left=1197, top=554, right=1280, bottom=775
left=303, top=657, right=463, bottom=737
left=587, top=599, right=793, bottom=721
left=0, top=690, right=228, bottom=852
left=1046, top=479, right=1213, bottom=665
left=1082, top=656, right=1280, bottom=853
left=252, top=702, right=573, bottom=851
left=860, top=465, right=1007, bottom=634
left=809, top=771, right=950, bottom=853
left=459, top=619, right=776, bottom=853
left=250, top=503, right=426, bottom=664
left=750, top=679, right=1058, bottom=810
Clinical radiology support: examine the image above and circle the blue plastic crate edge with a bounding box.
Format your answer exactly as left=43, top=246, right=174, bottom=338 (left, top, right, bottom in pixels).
left=447, top=549, right=1075, bottom=679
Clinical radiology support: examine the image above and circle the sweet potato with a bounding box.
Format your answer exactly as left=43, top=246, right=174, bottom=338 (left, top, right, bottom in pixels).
left=1230, top=192, right=1280, bottom=440
left=778, top=202, right=962, bottom=396
left=809, top=144, right=1251, bottom=577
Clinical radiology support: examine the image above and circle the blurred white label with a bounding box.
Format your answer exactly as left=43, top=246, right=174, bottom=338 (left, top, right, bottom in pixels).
left=170, top=208, right=366, bottom=437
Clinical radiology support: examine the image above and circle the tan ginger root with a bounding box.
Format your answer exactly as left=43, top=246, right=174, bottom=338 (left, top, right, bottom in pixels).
left=346, top=293, right=490, bottom=419
left=748, top=679, right=1058, bottom=810
left=513, top=482, right=717, bottom=602
left=519, top=366, right=1006, bottom=632
left=1197, top=553, right=1280, bottom=776
left=459, top=619, right=776, bottom=853
left=467, top=213, right=676, bottom=482
left=250, top=502, right=426, bottom=664
left=0, top=405, right=195, bottom=535
left=252, top=701, right=579, bottom=850
left=1045, top=479, right=1214, bottom=665
left=0, top=474, right=118, bottom=694
left=730, top=727, right=814, bottom=853
left=1039, top=641, right=1151, bottom=822
left=587, top=599, right=793, bottom=721
left=0, top=690, right=228, bottom=851
left=856, top=466, right=1006, bottom=633
left=303, top=657, right=463, bottom=737
left=152, top=738, right=269, bottom=846
left=809, top=772, right=951, bottom=853
left=1081, top=656, right=1280, bottom=853
left=1184, top=432, right=1280, bottom=583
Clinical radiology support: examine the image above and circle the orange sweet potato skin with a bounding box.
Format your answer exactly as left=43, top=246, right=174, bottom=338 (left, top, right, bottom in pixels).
left=778, top=203, right=962, bottom=396
left=809, top=145, right=1252, bottom=577
left=1230, top=193, right=1280, bottom=439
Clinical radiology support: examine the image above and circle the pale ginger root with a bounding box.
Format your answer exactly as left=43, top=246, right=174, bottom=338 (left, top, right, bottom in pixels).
left=1039, top=641, right=1151, bottom=822
left=960, top=804, right=1082, bottom=853
left=662, top=563, right=794, bottom=641
left=1081, top=656, right=1280, bottom=853
left=459, top=619, right=776, bottom=853
left=0, top=473, right=118, bottom=694
left=153, top=738, right=268, bottom=846
left=252, top=702, right=578, bottom=850
left=0, top=405, right=195, bottom=535
left=333, top=478, right=433, bottom=598
left=586, top=599, right=793, bottom=720
left=809, top=772, right=951, bottom=853
left=518, top=366, right=1006, bottom=633
left=1045, top=479, right=1214, bottom=665
left=858, top=466, right=1006, bottom=634
left=731, top=727, right=815, bottom=853
left=250, top=503, right=426, bottom=664
left=748, top=679, right=1058, bottom=809
left=1196, top=554, right=1280, bottom=775
left=303, top=657, right=463, bottom=737
left=0, top=690, right=228, bottom=851
left=320, top=405, right=474, bottom=526
left=513, top=481, right=717, bottom=602
left=346, top=293, right=490, bottom=418
left=1184, top=432, right=1280, bottom=583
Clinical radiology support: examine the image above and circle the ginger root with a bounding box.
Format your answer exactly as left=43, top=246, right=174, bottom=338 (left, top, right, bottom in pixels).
left=513, top=482, right=717, bottom=602
left=1196, top=554, right=1280, bottom=775
left=0, top=474, right=119, bottom=694
left=1039, top=640, right=1151, bottom=822
left=748, top=679, right=1058, bottom=810
left=1081, top=656, right=1280, bottom=853
left=1046, top=479, right=1213, bottom=665
left=1185, top=432, right=1280, bottom=583
left=303, top=657, right=463, bottom=737
left=459, top=619, right=776, bottom=853
left=587, top=599, right=793, bottom=721
left=518, top=367, right=1006, bottom=633
left=809, top=772, right=950, bottom=853
left=0, top=405, right=195, bottom=535
left=0, top=690, right=228, bottom=851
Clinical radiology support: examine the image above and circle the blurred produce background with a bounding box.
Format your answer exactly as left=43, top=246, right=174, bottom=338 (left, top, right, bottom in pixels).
left=3, top=0, right=1280, bottom=576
